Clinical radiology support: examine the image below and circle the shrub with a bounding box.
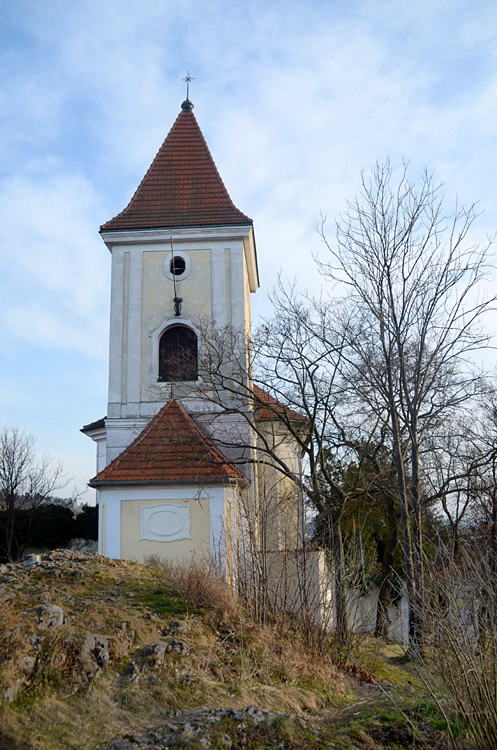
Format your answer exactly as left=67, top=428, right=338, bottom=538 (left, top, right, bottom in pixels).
left=145, top=556, right=237, bottom=619
left=74, top=504, right=98, bottom=540
left=419, top=540, right=497, bottom=749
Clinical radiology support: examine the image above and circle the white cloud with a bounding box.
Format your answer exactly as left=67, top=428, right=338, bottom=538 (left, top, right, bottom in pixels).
left=1, top=0, right=497, bottom=492
left=0, top=174, right=109, bottom=356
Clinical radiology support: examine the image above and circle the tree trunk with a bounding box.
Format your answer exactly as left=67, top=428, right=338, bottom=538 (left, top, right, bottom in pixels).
left=375, top=498, right=399, bottom=638
left=409, top=431, right=424, bottom=656
left=389, top=400, right=417, bottom=653
left=331, top=515, right=348, bottom=643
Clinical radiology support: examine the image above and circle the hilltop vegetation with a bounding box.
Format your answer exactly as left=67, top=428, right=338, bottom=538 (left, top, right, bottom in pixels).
left=0, top=551, right=452, bottom=749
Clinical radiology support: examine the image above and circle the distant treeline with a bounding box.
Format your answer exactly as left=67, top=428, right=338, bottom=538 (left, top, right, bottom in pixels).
left=0, top=504, right=98, bottom=561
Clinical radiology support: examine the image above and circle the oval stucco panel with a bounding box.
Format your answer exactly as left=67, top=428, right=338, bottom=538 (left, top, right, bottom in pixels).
left=140, top=503, right=191, bottom=542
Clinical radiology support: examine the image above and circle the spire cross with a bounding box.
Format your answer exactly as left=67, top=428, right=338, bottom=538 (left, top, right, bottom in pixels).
left=182, top=71, right=195, bottom=100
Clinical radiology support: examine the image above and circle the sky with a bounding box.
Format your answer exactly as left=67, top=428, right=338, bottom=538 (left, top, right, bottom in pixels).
left=1, top=0, right=497, bottom=503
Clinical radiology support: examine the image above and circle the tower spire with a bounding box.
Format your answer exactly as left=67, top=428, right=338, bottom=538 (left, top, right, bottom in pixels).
left=100, top=100, right=252, bottom=231
left=181, top=71, right=195, bottom=111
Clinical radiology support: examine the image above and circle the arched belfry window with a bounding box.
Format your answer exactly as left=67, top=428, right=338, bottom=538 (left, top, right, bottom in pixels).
left=158, top=326, right=198, bottom=382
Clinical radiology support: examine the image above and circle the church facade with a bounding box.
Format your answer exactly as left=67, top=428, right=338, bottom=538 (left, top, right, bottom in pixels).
left=82, top=97, right=319, bottom=597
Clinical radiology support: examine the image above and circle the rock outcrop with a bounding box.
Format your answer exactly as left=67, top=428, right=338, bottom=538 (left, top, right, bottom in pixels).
left=112, top=706, right=287, bottom=749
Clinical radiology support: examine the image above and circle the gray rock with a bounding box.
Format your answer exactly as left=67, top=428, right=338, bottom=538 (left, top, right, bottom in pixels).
left=245, top=705, right=268, bottom=725
left=1, top=679, right=23, bottom=704
left=28, top=634, right=44, bottom=652
left=68, top=538, right=98, bottom=553
left=37, top=604, right=64, bottom=629
left=23, top=554, right=41, bottom=566
left=111, top=706, right=288, bottom=749
left=20, top=655, right=36, bottom=674
left=81, top=633, right=110, bottom=676
left=122, top=660, right=140, bottom=684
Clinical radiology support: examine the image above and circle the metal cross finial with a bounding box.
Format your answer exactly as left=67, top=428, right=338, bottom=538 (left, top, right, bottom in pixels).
left=182, top=71, right=195, bottom=100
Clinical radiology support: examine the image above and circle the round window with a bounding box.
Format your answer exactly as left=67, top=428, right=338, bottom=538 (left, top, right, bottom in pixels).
left=163, top=251, right=191, bottom=280
left=170, top=256, right=186, bottom=276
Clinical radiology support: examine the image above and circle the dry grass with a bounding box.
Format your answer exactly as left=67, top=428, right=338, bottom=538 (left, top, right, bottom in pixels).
left=146, top=555, right=348, bottom=712
left=0, top=552, right=351, bottom=749
left=145, top=554, right=237, bottom=619
left=0, top=552, right=455, bottom=749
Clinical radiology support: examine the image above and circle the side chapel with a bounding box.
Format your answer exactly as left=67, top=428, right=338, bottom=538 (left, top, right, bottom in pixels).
left=82, top=97, right=317, bottom=595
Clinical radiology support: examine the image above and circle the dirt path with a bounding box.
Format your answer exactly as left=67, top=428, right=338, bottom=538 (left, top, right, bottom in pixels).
left=319, top=679, right=450, bottom=749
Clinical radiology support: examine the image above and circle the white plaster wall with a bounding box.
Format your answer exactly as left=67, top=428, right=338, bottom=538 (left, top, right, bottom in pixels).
left=126, top=250, right=143, bottom=416
left=102, top=225, right=256, bottom=449
left=107, top=249, right=125, bottom=418
left=97, top=484, right=229, bottom=566
left=230, top=244, right=245, bottom=334
left=266, top=549, right=332, bottom=627
left=195, top=411, right=256, bottom=477
left=104, top=417, right=149, bottom=465
left=96, top=436, right=107, bottom=473
left=97, top=492, right=104, bottom=555
left=209, top=487, right=227, bottom=574
left=255, top=423, right=304, bottom=551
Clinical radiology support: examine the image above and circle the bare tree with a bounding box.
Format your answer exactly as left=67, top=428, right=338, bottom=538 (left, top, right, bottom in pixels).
left=189, top=161, right=495, bottom=650
left=318, top=159, right=496, bottom=653
left=196, top=300, right=381, bottom=642
left=422, top=410, right=497, bottom=559
left=0, top=427, right=68, bottom=561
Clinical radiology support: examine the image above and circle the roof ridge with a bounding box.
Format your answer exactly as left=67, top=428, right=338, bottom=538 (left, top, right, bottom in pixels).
left=252, top=384, right=308, bottom=424
left=171, top=400, right=243, bottom=477
left=90, top=400, right=245, bottom=485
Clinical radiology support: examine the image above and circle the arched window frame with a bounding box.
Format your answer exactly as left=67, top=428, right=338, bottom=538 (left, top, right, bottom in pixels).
left=148, top=317, right=202, bottom=387
left=158, top=324, right=198, bottom=382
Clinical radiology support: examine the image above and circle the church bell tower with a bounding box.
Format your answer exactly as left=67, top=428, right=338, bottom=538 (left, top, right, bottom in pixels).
left=85, top=98, right=259, bottom=470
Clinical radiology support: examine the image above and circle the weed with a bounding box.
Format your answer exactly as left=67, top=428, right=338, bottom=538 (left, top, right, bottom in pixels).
left=128, top=585, right=189, bottom=617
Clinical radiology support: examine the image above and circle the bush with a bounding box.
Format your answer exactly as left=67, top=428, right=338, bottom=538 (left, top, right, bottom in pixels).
left=0, top=502, right=98, bottom=559
left=74, top=504, right=98, bottom=540
left=419, top=539, right=497, bottom=749
left=145, top=556, right=237, bottom=619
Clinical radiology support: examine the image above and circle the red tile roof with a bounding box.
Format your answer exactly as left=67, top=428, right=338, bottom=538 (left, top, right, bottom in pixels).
left=101, top=104, right=252, bottom=231
left=253, top=384, right=308, bottom=424
left=89, top=400, right=245, bottom=485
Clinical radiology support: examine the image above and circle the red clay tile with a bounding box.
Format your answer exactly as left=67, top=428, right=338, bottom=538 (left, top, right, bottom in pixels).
left=253, top=384, right=307, bottom=424
left=90, top=401, right=245, bottom=485
left=101, top=108, right=252, bottom=231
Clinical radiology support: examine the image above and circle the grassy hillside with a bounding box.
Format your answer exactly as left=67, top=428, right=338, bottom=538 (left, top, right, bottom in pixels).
left=0, top=551, right=452, bottom=749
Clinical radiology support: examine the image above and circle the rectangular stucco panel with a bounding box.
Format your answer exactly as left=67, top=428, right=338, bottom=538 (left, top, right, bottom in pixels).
left=120, top=497, right=211, bottom=564
left=140, top=249, right=212, bottom=400
left=121, top=251, right=130, bottom=405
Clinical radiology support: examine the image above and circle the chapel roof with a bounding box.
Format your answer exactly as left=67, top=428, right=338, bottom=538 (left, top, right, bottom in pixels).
left=253, top=384, right=308, bottom=425
left=89, top=400, right=245, bottom=486
left=101, top=101, right=252, bottom=232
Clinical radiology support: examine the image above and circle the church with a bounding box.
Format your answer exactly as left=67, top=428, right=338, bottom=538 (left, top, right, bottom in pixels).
left=82, top=95, right=328, bottom=610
